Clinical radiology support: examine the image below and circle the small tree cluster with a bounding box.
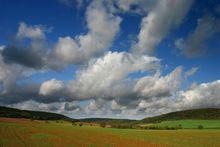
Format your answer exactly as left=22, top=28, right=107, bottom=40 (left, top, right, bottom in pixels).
left=198, top=125, right=203, bottom=129
left=139, top=125, right=183, bottom=130
left=45, top=120, right=49, bottom=123
left=111, top=124, right=133, bottom=129
left=100, top=122, right=106, bottom=128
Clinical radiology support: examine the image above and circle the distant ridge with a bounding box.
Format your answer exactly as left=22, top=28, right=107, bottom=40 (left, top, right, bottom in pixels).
left=0, top=106, right=74, bottom=121
left=80, top=118, right=136, bottom=124
left=141, top=108, right=220, bottom=123
left=1, top=106, right=220, bottom=124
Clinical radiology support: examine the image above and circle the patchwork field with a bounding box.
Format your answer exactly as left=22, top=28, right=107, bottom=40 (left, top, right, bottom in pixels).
left=140, top=120, right=220, bottom=129
left=0, top=117, right=220, bottom=147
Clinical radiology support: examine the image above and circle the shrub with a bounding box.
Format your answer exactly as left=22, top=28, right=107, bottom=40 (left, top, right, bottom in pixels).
left=72, top=123, right=76, bottom=126
left=45, top=120, right=49, bottom=123
left=177, top=124, right=182, bottom=129
left=165, top=126, right=170, bottom=130
left=79, top=123, right=83, bottom=127
left=129, top=124, right=133, bottom=129
left=110, top=124, right=133, bottom=129
left=149, top=126, right=156, bottom=130
left=198, top=125, right=203, bottom=129
left=100, top=122, right=106, bottom=128
left=170, top=127, right=176, bottom=130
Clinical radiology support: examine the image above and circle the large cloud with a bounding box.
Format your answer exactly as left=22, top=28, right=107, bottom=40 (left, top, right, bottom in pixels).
left=177, top=80, right=220, bottom=109
left=0, top=82, right=40, bottom=105
left=62, top=0, right=157, bottom=14
left=2, top=45, right=45, bottom=69
left=0, top=50, right=36, bottom=95
left=9, top=100, right=83, bottom=115
left=16, top=22, right=49, bottom=40
left=134, top=66, right=183, bottom=98
left=136, top=79, right=220, bottom=117
left=68, top=51, right=160, bottom=99
left=133, top=0, right=193, bottom=55
left=175, top=14, right=220, bottom=57
left=39, top=79, right=65, bottom=96
left=105, top=0, right=157, bottom=14
left=54, top=0, right=121, bottom=65
left=2, top=0, right=122, bottom=69
left=1, top=22, right=50, bottom=69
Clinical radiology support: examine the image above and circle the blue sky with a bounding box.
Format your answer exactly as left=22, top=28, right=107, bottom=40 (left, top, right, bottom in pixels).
left=0, top=0, right=220, bottom=119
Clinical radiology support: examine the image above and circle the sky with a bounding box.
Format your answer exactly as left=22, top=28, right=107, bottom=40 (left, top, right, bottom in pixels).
left=0, top=0, right=220, bottom=119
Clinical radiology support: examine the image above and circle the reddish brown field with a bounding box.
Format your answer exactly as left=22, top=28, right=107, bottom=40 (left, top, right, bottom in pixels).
left=0, top=117, right=163, bottom=147
left=0, top=117, right=220, bottom=147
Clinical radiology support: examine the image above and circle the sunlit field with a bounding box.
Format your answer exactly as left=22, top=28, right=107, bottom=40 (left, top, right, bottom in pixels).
left=140, top=120, right=220, bottom=129
left=0, top=117, right=220, bottom=147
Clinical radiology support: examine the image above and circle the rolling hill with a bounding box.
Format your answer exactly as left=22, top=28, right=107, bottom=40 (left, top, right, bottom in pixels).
left=140, top=108, right=220, bottom=123
left=80, top=118, right=137, bottom=126
left=1, top=106, right=220, bottom=126
left=0, top=106, right=74, bottom=121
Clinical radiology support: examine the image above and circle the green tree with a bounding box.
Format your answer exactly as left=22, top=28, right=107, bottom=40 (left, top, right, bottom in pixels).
left=198, top=125, right=203, bottom=129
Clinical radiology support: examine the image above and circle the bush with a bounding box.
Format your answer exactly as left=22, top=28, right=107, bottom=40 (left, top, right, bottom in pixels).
left=71, top=121, right=77, bottom=126
left=198, top=125, right=203, bottom=129
left=149, top=126, right=156, bottom=130
left=177, top=124, right=182, bottom=129
left=142, top=125, right=179, bottom=130
left=128, top=124, right=133, bottom=129
left=110, top=124, right=133, bottom=129
left=165, top=126, right=170, bottom=130
left=170, top=127, right=176, bottom=130
left=79, top=123, right=83, bottom=127
left=45, top=120, right=49, bottom=123
left=100, top=122, right=106, bottom=128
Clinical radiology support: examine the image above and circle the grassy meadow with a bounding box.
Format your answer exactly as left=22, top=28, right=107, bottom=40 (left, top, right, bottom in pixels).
left=139, top=120, right=220, bottom=129
left=0, top=117, right=220, bottom=147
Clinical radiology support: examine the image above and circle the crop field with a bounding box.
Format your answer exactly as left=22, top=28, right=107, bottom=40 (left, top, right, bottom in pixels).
left=0, top=117, right=220, bottom=147
left=140, top=120, right=220, bottom=129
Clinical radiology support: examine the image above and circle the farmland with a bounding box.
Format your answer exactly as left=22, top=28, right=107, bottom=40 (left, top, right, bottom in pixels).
left=139, top=120, right=220, bottom=129
left=0, top=117, right=220, bottom=147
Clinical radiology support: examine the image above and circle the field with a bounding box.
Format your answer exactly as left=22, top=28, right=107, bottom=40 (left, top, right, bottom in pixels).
left=0, top=118, right=220, bottom=147
left=140, top=120, right=220, bottom=129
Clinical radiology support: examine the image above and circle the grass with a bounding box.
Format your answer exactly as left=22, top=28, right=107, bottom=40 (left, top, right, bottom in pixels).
left=0, top=117, right=220, bottom=147
left=140, top=120, right=220, bottom=129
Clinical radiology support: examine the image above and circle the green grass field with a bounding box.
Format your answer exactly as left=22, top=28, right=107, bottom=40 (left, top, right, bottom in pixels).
left=140, top=120, right=220, bottom=129
left=0, top=118, right=220, bottom=147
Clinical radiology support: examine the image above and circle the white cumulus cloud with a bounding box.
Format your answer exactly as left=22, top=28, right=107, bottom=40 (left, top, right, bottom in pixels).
left=134, top=66, right=183, bottom=98
left=133, top=0, right=193, bottom=54
left=54, top=0, right=121, bottom=65
left=39, top=79, right=65, bottom=96
left=68, top=51, right=160, bottom=99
